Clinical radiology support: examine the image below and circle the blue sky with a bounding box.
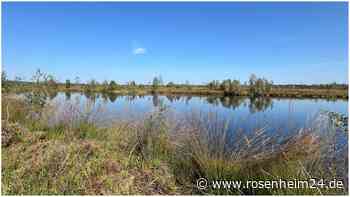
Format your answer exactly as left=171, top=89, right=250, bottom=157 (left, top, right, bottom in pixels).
left=2, top=2, right=348, bottom=84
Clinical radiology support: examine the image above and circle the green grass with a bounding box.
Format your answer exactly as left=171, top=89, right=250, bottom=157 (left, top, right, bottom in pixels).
left=1, top=94, right=348, bottom=195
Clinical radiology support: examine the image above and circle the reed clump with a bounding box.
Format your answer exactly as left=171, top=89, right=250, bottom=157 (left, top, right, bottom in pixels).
left=127, top=108, right=347, bottom=195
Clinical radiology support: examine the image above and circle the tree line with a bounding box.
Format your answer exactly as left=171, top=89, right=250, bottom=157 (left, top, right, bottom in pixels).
left=206, top=74, right=273, bottom=96
left=2, top=69, right=347, bottom=98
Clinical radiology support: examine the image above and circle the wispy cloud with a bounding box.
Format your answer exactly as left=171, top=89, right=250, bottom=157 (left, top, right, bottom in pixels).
left=133, top=48, right=146, bottom=55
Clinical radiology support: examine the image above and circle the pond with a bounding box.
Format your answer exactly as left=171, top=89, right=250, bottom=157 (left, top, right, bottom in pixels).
left=46, top=92, right=348, bottom=139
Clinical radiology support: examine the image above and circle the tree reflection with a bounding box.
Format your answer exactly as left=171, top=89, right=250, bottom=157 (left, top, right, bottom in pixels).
left=108, top=93, right=118, bottom=102
left=166, top=95, right=174, bottom=102
left=126, top=95, right=137, bottom=102
left=65, top=92, right=273, bottom=114
left=101, top=93, right=109, bottom=103
left=185, top=96, right=192, bottom=105
left=219, top=96, right=246, bottom=110
left=165, top=95, right=182, bottom=103
left=152, top=94, right=159, bottom=107
left=206, top=96, right=221, bottom=106
left=65, top=92, right=71, bottom=101
left=248, top=97, right=273, bottom=113
left=204, top=96, right=273, bottom=113
left=83, top=91, right=98, bottom=103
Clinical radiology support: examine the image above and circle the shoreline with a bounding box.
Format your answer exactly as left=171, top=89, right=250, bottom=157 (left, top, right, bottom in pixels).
left=7, top=84, right=349, bottom=99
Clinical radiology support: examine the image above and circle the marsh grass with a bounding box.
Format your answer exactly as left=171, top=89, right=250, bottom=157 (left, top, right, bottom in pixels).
left=1, top=94, right=348, bottom=195
left=127, top=105, right=347, bottom=195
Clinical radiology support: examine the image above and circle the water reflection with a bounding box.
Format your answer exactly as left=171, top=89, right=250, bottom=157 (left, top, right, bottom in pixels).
left=101, top=93, right=109, bottom=103
left=201, top=95, right=273, bottom=113
left=44, top=91, right=347, bottom=140
left=126, top=95, right=137, bottom=103
left=57, top=92, right=275, bottom=113
left=248, top=97, right=273, bottom=113
left=49, top=91, right=349, bottom=118
left=65, top=92, right=71, bottom=101
left=83, top=91, right=99, bottom=103
left=108, top=93, right=118, bottom=102
left=152, top=94, right=159, bottom=107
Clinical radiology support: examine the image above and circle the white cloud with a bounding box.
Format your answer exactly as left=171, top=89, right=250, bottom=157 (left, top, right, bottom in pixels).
left=133, top=48, right=146, bottom=55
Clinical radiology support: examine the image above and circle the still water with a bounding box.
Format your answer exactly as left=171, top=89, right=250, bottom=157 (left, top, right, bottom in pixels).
left=48, top=92, right=348, bottom=138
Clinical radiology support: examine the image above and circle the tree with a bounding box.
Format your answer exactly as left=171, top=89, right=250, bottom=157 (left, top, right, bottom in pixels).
left=75, top=76, right=80, bottom=84
left=109, top=80, right=118, bottom=91
left=208, top=80, right=217, bottom=89
left=152, top=77, right=160, bottom=89
left=220, top=79, right=231, bottom=93
left=90, top=79, right=97, bottom=86
left=249, top=74, right=257, bottom=96
left=167, top=82, right=175, bottom=87
left=102, top=80, right=109, bottom=92
left=208, top=80, right=221, bottom=89
left=66, top=79, right=71, bottom=89
left=84, top=79, right=97, bottom=92
left=83, top=79, right=96, bottom=92
left=264, top=79, right=273, bottom=93
left=230, top=79, right=241, bottom=95
left=185, top=80, right=191, bottom=90
left=158, top=75, right=163, bottom=86
left=129, top=81, right=136, bottom=87
left=248, top=74, right=272, bottom=97
left=14, top=76, right=22, bottom=82
left=208, top=81, right=214, bottom=89
left=255, top=78, right=264, bottom=96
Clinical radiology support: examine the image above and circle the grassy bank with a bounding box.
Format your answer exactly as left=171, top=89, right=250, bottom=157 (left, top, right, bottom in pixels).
left=1, top=94, right=348, bottom=195
left=5, top=81, right=348, bottom=99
